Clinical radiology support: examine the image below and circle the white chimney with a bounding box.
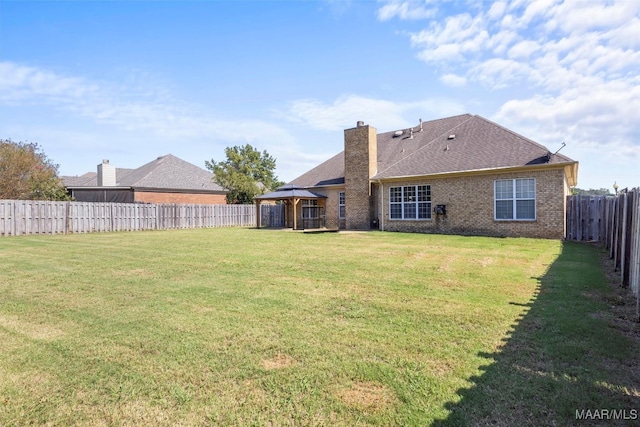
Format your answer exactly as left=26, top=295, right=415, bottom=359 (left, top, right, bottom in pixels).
left=97, top=159, right=116, bottom=186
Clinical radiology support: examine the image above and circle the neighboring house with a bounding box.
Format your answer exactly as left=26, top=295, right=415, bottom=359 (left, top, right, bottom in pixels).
left=62, top=155, right=227, bottom=204
left=256, top=114, right=578, bottom=239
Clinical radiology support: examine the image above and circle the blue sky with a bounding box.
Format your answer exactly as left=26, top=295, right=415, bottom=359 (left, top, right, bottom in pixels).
left=1, top=0, right=638, bottom=191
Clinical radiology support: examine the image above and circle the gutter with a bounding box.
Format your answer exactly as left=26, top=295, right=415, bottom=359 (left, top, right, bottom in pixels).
left=373, top=161, right=579, bottom=183
left=132, top=186, right=227, bottom=195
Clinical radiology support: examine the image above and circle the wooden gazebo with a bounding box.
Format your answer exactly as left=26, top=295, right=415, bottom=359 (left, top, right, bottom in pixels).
left=255, top=184, right=327, bottom=229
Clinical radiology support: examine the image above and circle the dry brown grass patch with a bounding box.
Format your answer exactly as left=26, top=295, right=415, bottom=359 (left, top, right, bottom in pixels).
left=335, top=381, right=396, bottom=412
left=261, top=353, right=296, bottom=370
left=0, top=314, right=65, bottom=340
left=112, top=268, right=156, bottom=279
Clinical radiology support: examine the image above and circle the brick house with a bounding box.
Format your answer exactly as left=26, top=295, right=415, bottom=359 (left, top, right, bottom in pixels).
left=259, top=114, right=578, bottom=239
left=62, top=154, right=227, bottom=204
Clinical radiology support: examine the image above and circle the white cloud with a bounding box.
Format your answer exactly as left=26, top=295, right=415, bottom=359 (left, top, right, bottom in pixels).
left=494, top=78, right=640, bottom=159
left=508, top=0, right=557, bottom=29
left=377, top=1, right=436, bottom=21
left=0, top=60, right=316, bottom=181
left=507, top=40, right=540, bottom=59
left=410, top=13, right=492, bottom=66
left=405, top=0, right=640, bottom=93
left=284, top=95, right=406, bottom=131
left=440, top=73, right=467, bottom=87
left=410, top=13, right=488, bottom=55
left=283, top=94, right=464, bottom=132
left=0, top=61, right=298, bottom=146
left=545, top=0, right=640, bottom=35
left=382, top=0, right=639, bottom=188
left=0, top=62, right=98, bottom=103
left=487, top=1, right=507, bottom=20
left=469, top=58, right=534, bottom=89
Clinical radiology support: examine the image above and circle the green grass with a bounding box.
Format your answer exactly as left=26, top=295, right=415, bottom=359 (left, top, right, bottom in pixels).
left=0, top=228, right=638, bottom=426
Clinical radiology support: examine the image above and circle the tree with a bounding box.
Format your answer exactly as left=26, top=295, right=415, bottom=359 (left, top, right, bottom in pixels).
left=0, top=139, right=71, bottom=200
left=206, top=144, right=284, bottom=204
left=573, top=188, right=614, bottom=196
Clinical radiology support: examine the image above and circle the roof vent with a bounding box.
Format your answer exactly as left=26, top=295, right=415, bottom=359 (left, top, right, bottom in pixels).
left=357, top=121, right=365, bottom=127
left=409, top=128, right=414, bottom=139
left=419, top=118, right=423, bottom=132
left=447, top=134, right=456, bottom=140
left=394, top=130, right=403, bottom=137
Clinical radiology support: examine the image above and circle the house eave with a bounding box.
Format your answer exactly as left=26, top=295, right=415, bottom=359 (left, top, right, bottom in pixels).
left=65, top=186, right=227, bottom=194
left=65, top=186, right=133, bottom=190
left=372, top=162, right=579, bottom=183
left=131, top=186, right=227, bottom=195
left=299, top=183, right=346, bottom=191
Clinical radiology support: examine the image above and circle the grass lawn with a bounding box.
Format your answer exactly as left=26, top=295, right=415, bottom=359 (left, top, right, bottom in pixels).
left=1, top=228, right=639, bottom=426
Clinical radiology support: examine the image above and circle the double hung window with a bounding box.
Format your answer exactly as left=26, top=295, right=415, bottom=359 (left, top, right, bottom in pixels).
left=389, top=185, right=431, bottom=220
left=494, top=178, right=536, bottom=220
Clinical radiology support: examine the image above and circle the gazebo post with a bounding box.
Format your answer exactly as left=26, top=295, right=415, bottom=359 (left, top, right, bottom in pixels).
left=293, top=198, right=299, bottom=230
left=285, top=200, right=290, bottom=228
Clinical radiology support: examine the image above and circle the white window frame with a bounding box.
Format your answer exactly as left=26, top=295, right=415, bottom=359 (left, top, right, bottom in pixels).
left=494, top=178, right=536, bottom=221
left=389, top=185, right=432, bottom=220
left=338, top=192, right=345, bottom=219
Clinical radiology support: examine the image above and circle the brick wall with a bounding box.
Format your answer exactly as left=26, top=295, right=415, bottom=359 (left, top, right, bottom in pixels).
left=344, top=123, right=377, bottom=230
left=378, top=168, right=569, bottom=239
left=134, top=191, right=227, bottom=205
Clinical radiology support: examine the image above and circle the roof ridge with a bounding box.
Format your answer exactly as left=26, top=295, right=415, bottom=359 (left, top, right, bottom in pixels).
left=374, top=114, right=474, bottom=178
left=377, top=113, right=473, bottom=136
left=129, top=154, right=170, bottom=186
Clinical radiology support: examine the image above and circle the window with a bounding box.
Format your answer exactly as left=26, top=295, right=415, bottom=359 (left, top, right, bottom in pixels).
left=389, top=185, right=431, bottom=220
left=338, top=192, right=345, bottom=219
left=495, top=178, right=536, bottom=220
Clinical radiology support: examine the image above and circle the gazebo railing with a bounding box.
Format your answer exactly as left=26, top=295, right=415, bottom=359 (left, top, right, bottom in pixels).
left=302, top=206, right=325, bottom=229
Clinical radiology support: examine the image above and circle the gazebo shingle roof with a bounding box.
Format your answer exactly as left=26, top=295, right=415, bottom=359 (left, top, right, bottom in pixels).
left=256, top=184, right=327, bottom=200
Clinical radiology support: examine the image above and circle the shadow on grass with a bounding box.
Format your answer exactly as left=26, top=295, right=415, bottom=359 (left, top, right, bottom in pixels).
left=432, top=241, right=640, bottom=426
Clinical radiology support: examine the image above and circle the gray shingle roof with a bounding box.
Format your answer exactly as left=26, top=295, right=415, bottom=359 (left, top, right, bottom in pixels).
left=62, top=154, right=225, bottom=192
left=61, top=172, right=97, bottom=187
left=289, top=114, right=577, bottom=187
left=256, top=184, right=327, bottom=200
left=288, top=152, right=345, bottom=188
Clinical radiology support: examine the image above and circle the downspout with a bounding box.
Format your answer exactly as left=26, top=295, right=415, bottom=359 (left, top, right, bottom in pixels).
left=377, top=179, right=385, bottom=231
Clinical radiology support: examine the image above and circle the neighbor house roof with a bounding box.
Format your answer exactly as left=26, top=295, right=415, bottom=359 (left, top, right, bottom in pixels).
left=62, top=154, right=225, bottom=192
left=289, top=114, right=577, bottom=187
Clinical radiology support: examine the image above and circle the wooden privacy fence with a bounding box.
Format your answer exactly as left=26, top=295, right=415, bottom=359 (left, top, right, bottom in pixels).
left=0, top=200, right=284, bottom=236
left=566, top=189, right=640, bottom=320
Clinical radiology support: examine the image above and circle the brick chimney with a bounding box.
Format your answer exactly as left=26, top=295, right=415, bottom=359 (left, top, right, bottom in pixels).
left=344, top=121, right=377, bottom=230
left=97, top=159, right=116, bottom=186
